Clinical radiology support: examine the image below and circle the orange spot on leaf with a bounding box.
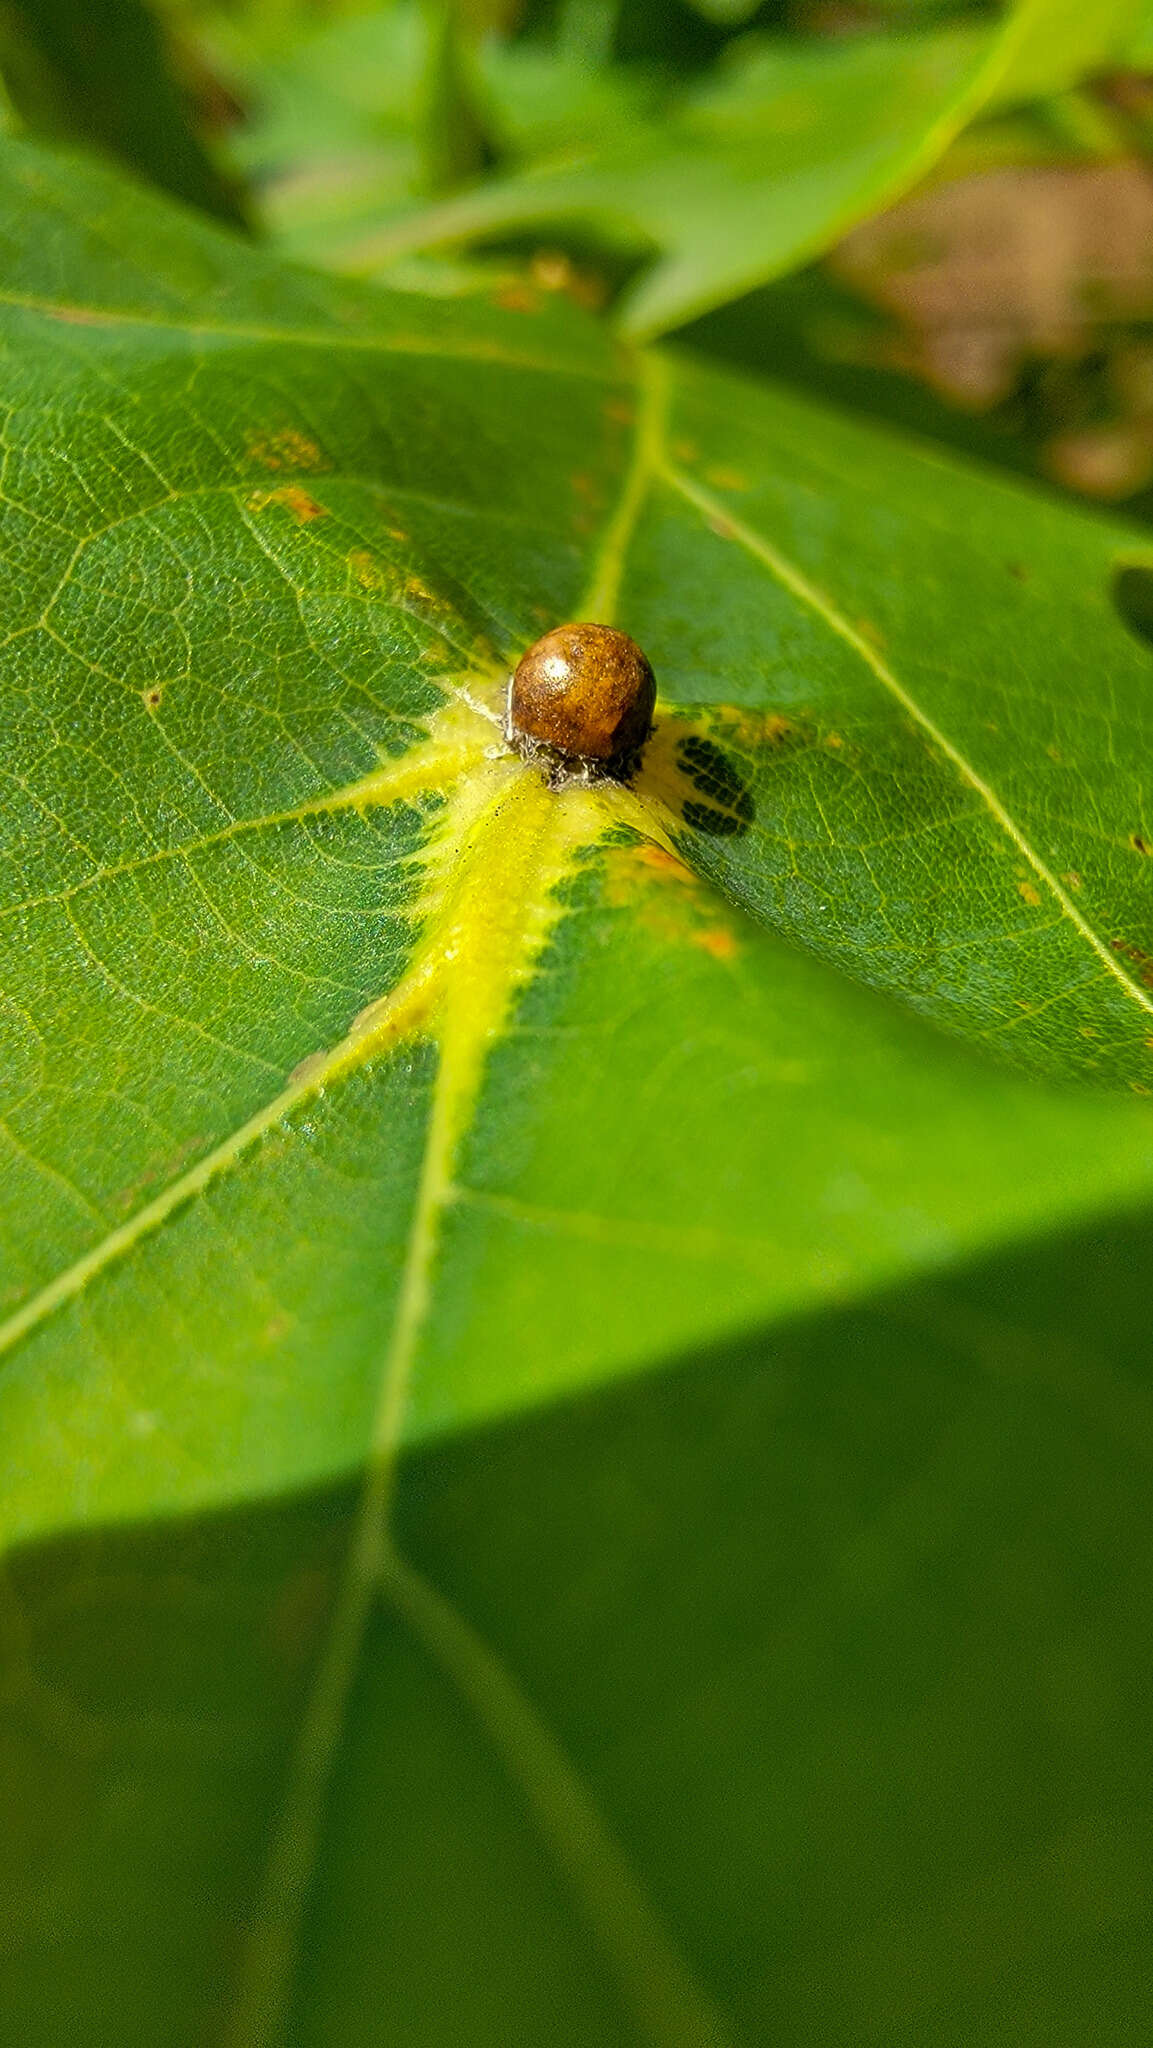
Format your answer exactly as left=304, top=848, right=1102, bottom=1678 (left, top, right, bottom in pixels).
left=634, top=844, right=697, bottom=884
left=248, top=484, right=328, bottom=522
left=693, top=926, right=739, bottom=961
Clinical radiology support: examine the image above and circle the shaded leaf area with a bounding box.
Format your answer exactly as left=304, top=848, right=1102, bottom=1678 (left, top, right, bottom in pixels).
left=0, top=0, right=246, bottom=224
left=7, top=139, right=1153, bottom=1564
left=5, top=1201, right=1153, bottom=2046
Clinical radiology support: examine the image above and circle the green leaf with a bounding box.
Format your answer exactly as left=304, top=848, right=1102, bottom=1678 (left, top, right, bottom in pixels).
left=4, top=135, right=1153, bottom=2043
left=985, top=0, right=1145, bottom=104
left=1122, top=0, right=1153, bottom=61
left=0, top=0, right=247, bottom=224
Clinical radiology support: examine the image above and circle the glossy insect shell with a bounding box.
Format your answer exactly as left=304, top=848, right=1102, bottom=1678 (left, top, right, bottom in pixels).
left=509, top=623, right=656, bottom=764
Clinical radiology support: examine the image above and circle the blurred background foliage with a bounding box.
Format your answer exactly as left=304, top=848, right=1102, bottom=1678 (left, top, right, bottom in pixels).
left=6, top=0, right=1153, bottom=505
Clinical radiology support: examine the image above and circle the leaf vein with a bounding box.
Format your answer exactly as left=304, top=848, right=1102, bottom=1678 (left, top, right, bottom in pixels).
left=662, top=462, right=1153, bottom=1027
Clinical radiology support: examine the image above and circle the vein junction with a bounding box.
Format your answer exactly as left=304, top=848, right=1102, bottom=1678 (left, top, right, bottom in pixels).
left=0, top=702, right=627, bottom=1361
left=6, top=350, right=724, bottom=2047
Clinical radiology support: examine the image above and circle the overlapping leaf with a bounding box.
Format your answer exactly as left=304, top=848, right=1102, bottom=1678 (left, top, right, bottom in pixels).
left=266, top=0, right=1148, bottom=335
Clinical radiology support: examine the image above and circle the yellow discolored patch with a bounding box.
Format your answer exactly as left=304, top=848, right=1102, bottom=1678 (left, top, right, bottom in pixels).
left=349, top=549, right=385, bottom=590
left=247, top=484, right=328, bottom=522
left=603, top=835, right=740, bottom=963
left=246, top=427, right=330, bottom=472
left=1018, top=880, right=1041, bottom=906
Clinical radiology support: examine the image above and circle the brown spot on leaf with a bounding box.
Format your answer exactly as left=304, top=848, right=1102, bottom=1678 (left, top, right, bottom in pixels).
left=1018, top=880, right=1041, bottom=906
left=1064, top=871, right=1083, bottom=889
left=248, top=484, right=328, bottom=522
left=1110, top=935, right=1153, bottom=987
left=1132, top=833, right=1152, bottom=854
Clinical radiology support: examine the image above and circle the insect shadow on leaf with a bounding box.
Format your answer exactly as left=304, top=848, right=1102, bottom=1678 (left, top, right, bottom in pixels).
left=636, top=710, right=768, bottom=840
left=675, top=734, right=756, bottom=837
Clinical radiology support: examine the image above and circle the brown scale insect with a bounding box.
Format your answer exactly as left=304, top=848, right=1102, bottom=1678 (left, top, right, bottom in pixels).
left=508, top=622, right=656, bottom=782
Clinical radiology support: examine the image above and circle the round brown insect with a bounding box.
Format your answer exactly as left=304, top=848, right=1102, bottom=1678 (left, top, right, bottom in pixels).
left=509, top=622, right=656, bottom=777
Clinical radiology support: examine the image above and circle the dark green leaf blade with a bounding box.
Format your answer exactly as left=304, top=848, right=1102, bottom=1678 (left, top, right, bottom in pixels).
left=7, top=1202, right=1153, bottom=2047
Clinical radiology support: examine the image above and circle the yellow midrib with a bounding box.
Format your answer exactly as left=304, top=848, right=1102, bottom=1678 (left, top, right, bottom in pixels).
left=222, top=756, right=650, bottom=2048
left=223, top=368, right=677, bottom=2048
